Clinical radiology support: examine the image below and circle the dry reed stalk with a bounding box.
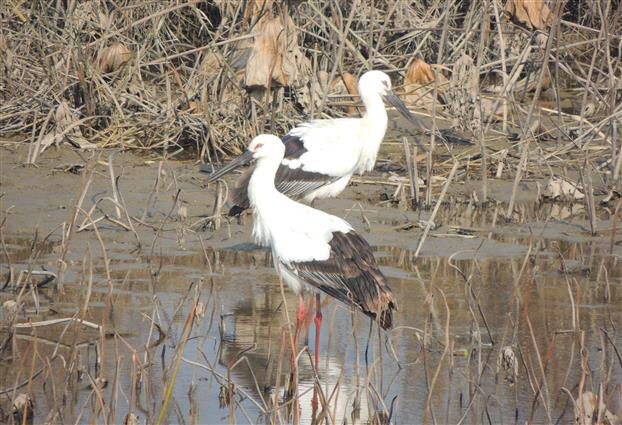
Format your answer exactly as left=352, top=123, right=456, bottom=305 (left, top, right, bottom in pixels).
left=329, top=72, right=360, bottom=114
left=402, top=136, right=416, bottom=210
left=272, top=329, right=287, bottom=423
left=57, top=157, right=98, bottom=291
left=276, top=273, right=300, bottom=424
left=447, top=254, right=494, bottom=345
left=414, top=161, right=459, bottom=258
left=311, top=0, right=360, bottom=116
left=156, top=297, right=197, bottom=425
left=107, top=154, right=122, bottom=220
left=211, top=181, right=225, bottom=231
left=506, top=0, right=561, bottom=220
left=0, top=0, right=616, bottom=194
left=423, top=5, right=451, bottom=209
left=471, top=7, right=491, bottom=205
left=25, top=109, right=52, bottom=166
left=2, top=2, right=622, bottom=421
left=183, top=352, right=266, bottom=414
left=423, top=287, right=450, bottom=425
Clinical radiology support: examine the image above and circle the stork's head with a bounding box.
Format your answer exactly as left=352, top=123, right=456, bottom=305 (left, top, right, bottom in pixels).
left=247, top=134, right=285, bottom=161
left=358, top=70, right=393, bottom=97
left=207, top=134, right=284, bottom=183
left=358, top=70, right=422, bottom=135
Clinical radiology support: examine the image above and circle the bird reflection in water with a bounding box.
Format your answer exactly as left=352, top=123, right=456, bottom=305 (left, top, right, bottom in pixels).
left=216, top=283, right=378, bottom=424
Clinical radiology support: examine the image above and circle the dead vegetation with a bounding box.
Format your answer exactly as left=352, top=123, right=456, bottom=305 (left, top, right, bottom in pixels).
left=1, top=1, right=622, bottom=424
left=1, top=163, right=620, bottom=423
left=1, top=0, right=620, bottom=210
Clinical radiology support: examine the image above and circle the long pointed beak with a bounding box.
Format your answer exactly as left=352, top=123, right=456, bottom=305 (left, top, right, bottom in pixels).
left=384, top=91, right=427, bottom=152
left=207, top=150, right=254, bottom=182
left=383, top=91, right=421, bottom=130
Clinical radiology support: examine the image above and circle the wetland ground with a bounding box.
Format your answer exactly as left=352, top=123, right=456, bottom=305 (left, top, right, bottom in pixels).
left=1, top=2, right=622, bottom=423
left=1, top=142, right=620, bottom=424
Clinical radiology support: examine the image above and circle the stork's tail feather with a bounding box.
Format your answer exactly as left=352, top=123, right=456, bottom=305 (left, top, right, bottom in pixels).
left=365, top=290, right=396, bottom=330
left=377, top=309, right=392, bottom=330
left=375, top=299, right=396, bottom=330
left=228, top=205, right=247, bottom=216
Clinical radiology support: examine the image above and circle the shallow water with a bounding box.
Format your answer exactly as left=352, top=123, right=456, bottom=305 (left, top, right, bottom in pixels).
left=3, top=234, right=620, bottom=424
left=1, top=146, right=621, bottom=424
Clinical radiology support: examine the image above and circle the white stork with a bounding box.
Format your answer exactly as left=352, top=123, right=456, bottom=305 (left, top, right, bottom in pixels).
left=207, top=70, right=422, bottom=215
left=209, top=134, right=396, bottom=367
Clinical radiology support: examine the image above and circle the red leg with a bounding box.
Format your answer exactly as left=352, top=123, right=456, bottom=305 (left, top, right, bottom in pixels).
left=287, top=294, right=305, bottom=415
left=314, top=293, right=322, bottom=367
left=294, top=293, right=305, bottom=343
left=303, top=296, right=314, bottom=345
left=288, top=294, right=305, bottom=404
left=312, top=293, right=322, bottom=411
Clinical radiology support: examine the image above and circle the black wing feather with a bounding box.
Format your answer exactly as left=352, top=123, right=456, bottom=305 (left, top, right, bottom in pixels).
left=282, top=133, right=308, bottom=158
left=284, top=231, right=396, bottom=329
left=228, top=134, right=340, bottom=216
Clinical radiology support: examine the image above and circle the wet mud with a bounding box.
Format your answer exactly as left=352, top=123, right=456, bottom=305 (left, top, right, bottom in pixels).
left=1, top=143, right=620, bottom=424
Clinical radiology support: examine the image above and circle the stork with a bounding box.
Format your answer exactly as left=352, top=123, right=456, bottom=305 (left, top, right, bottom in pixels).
left=209, top=134, right=396, bottom=369
left=207, top=70, right=422, bottom=215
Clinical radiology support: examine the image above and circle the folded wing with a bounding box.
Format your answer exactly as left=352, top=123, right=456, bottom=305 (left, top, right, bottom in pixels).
left=282, top=231, right=396, bottom=329
left=229, top=133, right=344, bottom=215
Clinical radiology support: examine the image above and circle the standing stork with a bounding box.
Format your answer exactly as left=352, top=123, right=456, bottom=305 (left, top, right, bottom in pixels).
left=207, top=70, right=422, bottom=215
left=209, top=134, right=396, bottom=367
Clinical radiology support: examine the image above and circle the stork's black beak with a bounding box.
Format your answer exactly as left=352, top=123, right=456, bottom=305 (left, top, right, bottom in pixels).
left=383, top=91, right=421, bottom=130
left=383, top=91, right=427, bottom=151
left=207, top=150, right=254, bottom=182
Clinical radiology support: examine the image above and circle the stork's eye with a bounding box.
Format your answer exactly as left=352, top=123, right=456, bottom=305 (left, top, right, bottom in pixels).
left=254, top=143, right=264, bottom=150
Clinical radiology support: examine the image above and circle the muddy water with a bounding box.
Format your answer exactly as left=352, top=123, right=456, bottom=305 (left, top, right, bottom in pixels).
left=1, top=145, right=621, bottom=424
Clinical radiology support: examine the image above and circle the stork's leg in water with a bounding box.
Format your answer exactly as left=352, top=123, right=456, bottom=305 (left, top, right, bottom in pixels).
left=303, top=295, right=315, bottom=345
left=314, top=293, right=322, bottom=367
left=287, top=294, right=306, bottom=406
left=311, top=293, right=322, bottom=410
left=294, top=294, right=305, bottom=348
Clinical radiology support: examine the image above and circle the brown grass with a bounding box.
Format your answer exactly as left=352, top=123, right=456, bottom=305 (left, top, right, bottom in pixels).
left=0, top=2, right=621, bottom=422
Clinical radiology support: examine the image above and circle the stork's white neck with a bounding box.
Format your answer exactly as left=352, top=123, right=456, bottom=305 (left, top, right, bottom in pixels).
left=248, top=156, right=282, bottom=209
left=361, top=90, right=388, bottom=123
left=358, top=91, right=389, bottom=172
left=248, top=155, right=288, bottom=245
